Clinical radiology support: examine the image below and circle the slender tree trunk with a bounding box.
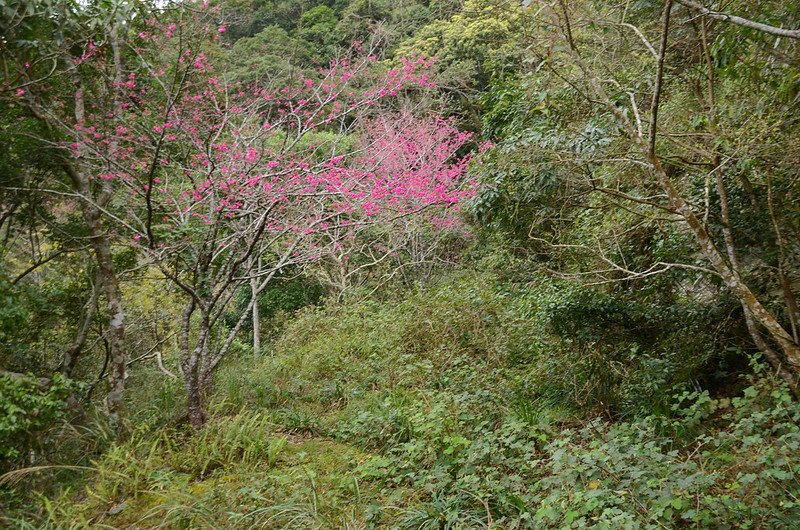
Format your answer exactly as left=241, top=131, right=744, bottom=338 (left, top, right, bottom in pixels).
left=60, top=159, right=129, bottom=421
left=59, top=61, right=128, bottom=424
left=743, top=310, right=798, bottom=393
left=780, top=273, right=800, bottom=343
left=765, top=175, right=800, bottom=344
left=251, top=275, right=260, bottom=357
left=84, top=206, right=128, bottom=424
left=183, top=309, right=209, bottom=429
left=61, top=269, right=102, bottom=378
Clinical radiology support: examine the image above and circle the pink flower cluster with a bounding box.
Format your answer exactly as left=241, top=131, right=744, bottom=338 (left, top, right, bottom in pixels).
left=54, top=14, right=474, bottom=257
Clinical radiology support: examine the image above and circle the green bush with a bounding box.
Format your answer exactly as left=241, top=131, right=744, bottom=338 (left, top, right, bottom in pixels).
left=0, top=372, right=72, bottom=463
left=220, top=277, right=800, bottom=528
left=351, top=375, right=800, bottom=529
left=537, top=284, right=730, bottom=418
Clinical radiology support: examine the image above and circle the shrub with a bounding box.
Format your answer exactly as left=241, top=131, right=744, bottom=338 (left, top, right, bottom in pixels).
left=0, top=372, right=72, bottom=464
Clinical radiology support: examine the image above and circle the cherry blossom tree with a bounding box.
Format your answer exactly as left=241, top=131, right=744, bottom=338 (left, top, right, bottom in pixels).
left=3, top=2, right=475, bottom=428
left=79, top=17, right=473, bottom=427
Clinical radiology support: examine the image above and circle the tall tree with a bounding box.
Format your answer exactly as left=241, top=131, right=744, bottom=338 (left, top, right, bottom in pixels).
left=0, top=0, right=140, bottom=423
left=517, top=0, right=800, bottom=389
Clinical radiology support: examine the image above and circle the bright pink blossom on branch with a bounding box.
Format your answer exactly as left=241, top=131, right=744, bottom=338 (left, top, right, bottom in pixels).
left=40, top=10, right=476, bottom=427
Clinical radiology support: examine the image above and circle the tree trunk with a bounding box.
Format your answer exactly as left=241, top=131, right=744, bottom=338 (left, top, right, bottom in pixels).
left=743, top=309, right=798, bottom=394
left=185, top=370, right=207, bottom=430
left=58, top=62, right=128, bottom=425
left=182, top=308, right=209, bottom=429
left=84, top=206, right=128, bottom=425
left=251, top=275, right=260, bottom=357
left=61, top=269, right=101, bottom=378
left=62, top=157, right=128, bottom=423
left=780, top=273, right=800, bottom=343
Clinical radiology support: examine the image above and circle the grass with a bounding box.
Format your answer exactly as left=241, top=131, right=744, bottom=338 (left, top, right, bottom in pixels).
left=9, top=415, right=381, bottom=529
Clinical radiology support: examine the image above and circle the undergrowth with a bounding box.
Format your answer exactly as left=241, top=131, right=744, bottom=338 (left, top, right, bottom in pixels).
left=4, top=273, right=799, bottom=528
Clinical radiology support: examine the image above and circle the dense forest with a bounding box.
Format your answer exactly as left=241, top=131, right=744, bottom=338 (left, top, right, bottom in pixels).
left=1, top=0, right=799, bottom=527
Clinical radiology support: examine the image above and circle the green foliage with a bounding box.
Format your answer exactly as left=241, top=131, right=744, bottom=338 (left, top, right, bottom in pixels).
left=352, top=370, right=800, bottom=529
left=532, top=378, right=800, bottom=529
left=210, top=275, right=799, bottom=527
left=394, top=0, right=525, bottom=89
left=169, top=414, right=286, bottom=478
left=256, top=273, right=325, bottom=321
left=539, top=286, right=730, bottom=417
left=3, top=0, right=800, bottom=527
left=0, top=255, right=96, bottom=374
left=0, top=373, right=72, bottom=462
left=6, top=411, right=372, bottom=528
left=226, top=25, right=303, bottom=83
left=6, top=274, right=800, bottom=528
left=469, top=0, right=800, bottom=383
left=297, top=5, right=338, bottom=58
left=0, top=277, right=28, bottom=344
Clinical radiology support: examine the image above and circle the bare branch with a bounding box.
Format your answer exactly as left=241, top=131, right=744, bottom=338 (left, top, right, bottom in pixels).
left=649, top=0, right=673, bottom=156
left=674, top=0, right=800, bottom=39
